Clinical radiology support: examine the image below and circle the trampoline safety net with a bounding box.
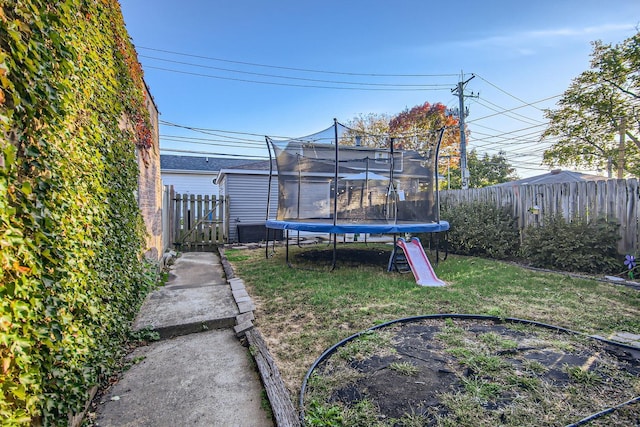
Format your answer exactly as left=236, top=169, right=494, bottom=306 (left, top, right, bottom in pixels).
left=267, top=120, right=444, bottom=225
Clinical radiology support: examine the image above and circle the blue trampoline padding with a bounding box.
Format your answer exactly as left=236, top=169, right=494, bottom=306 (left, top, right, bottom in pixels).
left=266, top=220, right=449, bottom=234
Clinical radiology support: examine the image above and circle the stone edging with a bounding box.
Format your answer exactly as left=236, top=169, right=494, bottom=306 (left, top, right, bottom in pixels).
left=218, top=247, right=301, bottom=427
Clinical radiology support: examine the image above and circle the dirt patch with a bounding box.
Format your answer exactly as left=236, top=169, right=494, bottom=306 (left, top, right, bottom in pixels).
left=303, top=317, right=640, bottom=426
left=295, top=247, right=392, bottom=268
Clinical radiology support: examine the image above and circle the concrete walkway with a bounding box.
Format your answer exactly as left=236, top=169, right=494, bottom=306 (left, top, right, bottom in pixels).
left=93, top=252, right=273, bottom=427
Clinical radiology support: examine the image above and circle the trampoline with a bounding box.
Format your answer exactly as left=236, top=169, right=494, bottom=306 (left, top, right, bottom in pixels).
left=264, top=119, right=450, bottom=270
left=265, top=220, right=450, bottom=235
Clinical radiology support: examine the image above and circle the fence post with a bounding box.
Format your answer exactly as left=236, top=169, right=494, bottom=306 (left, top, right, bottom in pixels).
left=217, top=196, right=224, bottom=244
left=617, top=179, right=629, bottom=253
left=180, top=194, right=187, bottom=245
left=628, top=178, right=639, bottom=254
left=174, top=192, right=181, bottom=249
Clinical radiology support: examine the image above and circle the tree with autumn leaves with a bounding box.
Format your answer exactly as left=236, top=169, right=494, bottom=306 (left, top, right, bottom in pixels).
left=344, top=101, right=517, bottom=188
left=389, top=102, right=460, bottom=156
left=345, top=101, right=461, bottom=168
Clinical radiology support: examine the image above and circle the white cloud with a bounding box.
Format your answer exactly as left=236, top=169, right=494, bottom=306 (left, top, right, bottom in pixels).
left=456, top=23, right=636, bottom=53
left=524, top=23, right=636, bottom=39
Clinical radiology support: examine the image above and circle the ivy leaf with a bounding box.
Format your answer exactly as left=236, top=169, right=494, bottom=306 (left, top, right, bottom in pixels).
left=21, top=181, right=31, bottom=196
left=3, top=144, right=16, bottom=167
left=12, top=262, right=30, bottom=275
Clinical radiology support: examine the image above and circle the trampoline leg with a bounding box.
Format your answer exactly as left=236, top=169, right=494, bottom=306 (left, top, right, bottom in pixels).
left=443, top=231, right=449, bottom=261
left=387, top=242, right=398, bottom=272
left=428, top=232, right=439, bottom=266
left=265, top=227, right=277, bottom=259
left=330, top=234, right=337, bottom=271
left=285, top=230, right=293, bottom=268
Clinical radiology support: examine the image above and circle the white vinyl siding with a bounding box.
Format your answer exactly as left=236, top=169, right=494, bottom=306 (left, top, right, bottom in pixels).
left=222, top=173, right=278, bottom=242
left=162, top=171, right=219, bottom=197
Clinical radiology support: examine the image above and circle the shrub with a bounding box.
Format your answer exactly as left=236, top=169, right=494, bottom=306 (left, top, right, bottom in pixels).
left=440, top=201, right=520, bottom=260
left=520, top=215, right=620, bottom=274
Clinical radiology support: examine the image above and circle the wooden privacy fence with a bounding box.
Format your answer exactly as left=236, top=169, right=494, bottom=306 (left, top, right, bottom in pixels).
left=440, top=178, right=640, bottom=254
left=165, top=187, right=228, bottom=249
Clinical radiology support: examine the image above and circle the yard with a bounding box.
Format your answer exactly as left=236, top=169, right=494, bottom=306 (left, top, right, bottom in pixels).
left=226, top=243, right=640, bottom=426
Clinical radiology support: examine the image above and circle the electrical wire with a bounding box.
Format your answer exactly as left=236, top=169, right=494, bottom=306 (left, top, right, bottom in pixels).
left=467, top=94, right=561, bottom=124
left=472, top=123, right=546, bottom=142
left=472, top=97, right=544, bottom=126
left=161, top=136, right=265, bottom=150
left=136, top=47, right=574, bottom=174
left=473, top=73, right=547, bottom=112
left=144, top=66, right=452, bottom=91
left=156, top=91, right=561, bottom=175
left=470, top=123, right=548, bottom=143
left=161, top=133, right=265, bottom=145
left=160, top=119, right=274, bottom=138
left=160, top=147, right=269, bottom=159
left=140, top=54, right=450, bottom=88
left=469, top=126, right=548, bottom=150
left=137, top=45, right=460, bottom=78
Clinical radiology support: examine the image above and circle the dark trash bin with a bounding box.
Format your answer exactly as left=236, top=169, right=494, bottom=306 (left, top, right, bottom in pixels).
left=237, top=223, right=283, bottom=243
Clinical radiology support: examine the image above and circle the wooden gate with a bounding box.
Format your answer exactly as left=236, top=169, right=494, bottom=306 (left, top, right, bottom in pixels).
left=167, top=188, right=228, bottom=250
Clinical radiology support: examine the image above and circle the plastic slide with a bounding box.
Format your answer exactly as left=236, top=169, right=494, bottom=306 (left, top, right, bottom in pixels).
left=396, top=237, right=446, bottom=287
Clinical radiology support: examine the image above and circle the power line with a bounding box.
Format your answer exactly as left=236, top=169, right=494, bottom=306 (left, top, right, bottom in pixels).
left=140, top=54, right=450, bottom=88
left=147, top=55, right=558, bottom=165
left=470, top=129, right=546, bottom=146
left=136, top=48, right=572, bottom=177
left=161, top=119, right=457, bottom=142
left=161, top=136, right=266, bottom=151
left=137, top=45, right=459, bottom=78
left=470, top=122, right=544, bottom=140
left=473, top=98, right=544, bottom=126
left=473, top=74, right=546, bottom=112
left=467, top=94, right=561, bottom=124
left=162, top=134, right=264, bottom=145
left=157, top=108, right=559, bottom=176
left=470, top=128, right=560, bottom=150
left=471, top=139, right=544, bottom=153
left=469, top=123, right=548, bottom=143
left=160, top=120, right=279, bottom=139
left=505, top=164, right=548, bottom=172
left=145, top=65, right=452, bottom=91
left=160, top=147, right=269, bottom=159
left=471, top=140, right=552, bottom=160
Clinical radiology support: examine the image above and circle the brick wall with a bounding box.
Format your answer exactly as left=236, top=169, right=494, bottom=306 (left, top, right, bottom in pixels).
left=137, top=82, right=163, bottom=261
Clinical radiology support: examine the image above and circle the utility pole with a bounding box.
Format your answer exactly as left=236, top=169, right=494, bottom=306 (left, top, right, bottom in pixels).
left=451, top=74, right=477, bottom=189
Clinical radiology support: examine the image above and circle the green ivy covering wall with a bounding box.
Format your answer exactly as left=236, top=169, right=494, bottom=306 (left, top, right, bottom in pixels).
left=1, top=1, right=155, bottom=424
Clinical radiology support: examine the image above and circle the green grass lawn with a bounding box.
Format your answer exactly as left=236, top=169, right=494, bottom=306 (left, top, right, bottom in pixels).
left=227, top=243, right=640, bottom=408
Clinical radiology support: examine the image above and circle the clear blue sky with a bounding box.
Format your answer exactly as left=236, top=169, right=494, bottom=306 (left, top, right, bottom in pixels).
left=119, top=0, right=639, bottom=178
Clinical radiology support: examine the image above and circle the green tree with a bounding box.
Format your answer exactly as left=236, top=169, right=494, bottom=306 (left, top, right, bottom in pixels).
left=343, top=112, right=391, bottom=147
left=447, top=150, right=517, bottom=189
left=541, top=29, right=640, bottom=177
